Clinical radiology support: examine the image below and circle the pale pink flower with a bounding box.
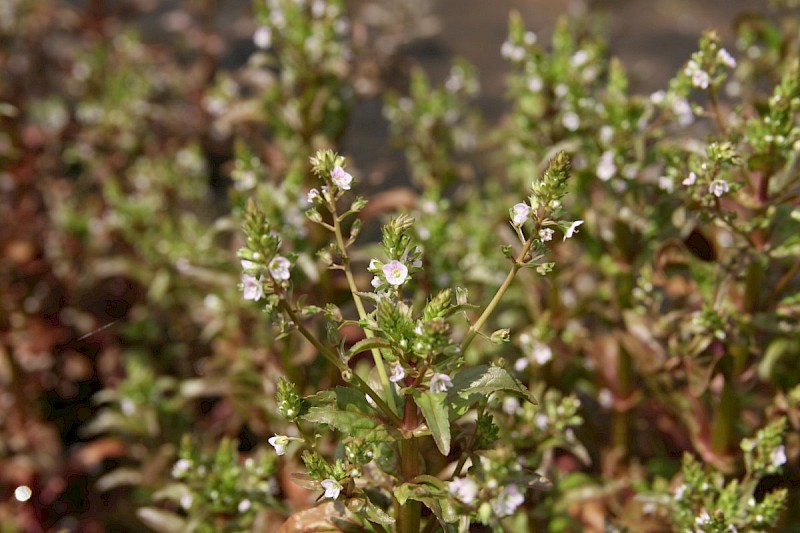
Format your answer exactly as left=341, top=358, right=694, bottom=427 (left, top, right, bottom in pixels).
left=321, top=478, right=342, bottom=499
left=382, top=260, right=408, bottom=286
left=242, top=274, right=264, bottom=301
left=430, top=373, right=453, bottom=393
left=511, top=203, right=531, bottom=226
left=331, top=166, right=353, bottom=190
left=269, top=256, right=291, bottom=280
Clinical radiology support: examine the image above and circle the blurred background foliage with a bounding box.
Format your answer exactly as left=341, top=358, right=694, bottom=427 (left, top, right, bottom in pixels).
left=1, top=0, right=799, bottom=531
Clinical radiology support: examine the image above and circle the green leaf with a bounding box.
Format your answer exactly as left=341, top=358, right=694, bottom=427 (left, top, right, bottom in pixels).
left=414, top=392, right=451, bottom=455
left=151, top=483, right=192, bottom=504
left=345, top=337, right=394, bottom=361
left=302, top=407, right=401, bottom=443
left=411, top=475, right=447, bottom=490
left=393, top=483, right=458, bottom=530
left=136, top=508, right=187, bottom=533
left=289, top=473, right=321, bottom=490
left=363, top=499, right=395, bottom=526
left=449, top=365, right=537, bottom=404
left=332, top=386, right=374, bottom=413
left=95, top=467, right=142, bottom=492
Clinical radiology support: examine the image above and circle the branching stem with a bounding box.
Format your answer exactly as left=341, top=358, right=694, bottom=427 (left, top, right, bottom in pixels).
left=330, top=203, right=398, bottom=414
left=462, top=235, right=536, bottom=352
left=278, top=300, right=402, bottom=426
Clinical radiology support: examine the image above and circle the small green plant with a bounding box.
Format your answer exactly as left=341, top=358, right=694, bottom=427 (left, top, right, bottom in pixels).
left=237, top=148, right=581, bottom=531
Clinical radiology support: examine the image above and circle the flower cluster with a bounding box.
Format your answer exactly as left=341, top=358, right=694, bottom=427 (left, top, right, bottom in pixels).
left=238, top=204, right=295, bottom=307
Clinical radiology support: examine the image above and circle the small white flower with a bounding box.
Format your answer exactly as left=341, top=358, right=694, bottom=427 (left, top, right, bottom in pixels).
left=172, top=458, right=191, bottom=477
left=382, top=260, right=408, bottom=286
left=597, top=150, right=616, bottom=181
left=180, top=494, right=193, bottom=510
left=599, top=125, right=614, bottom=144
left=502, top=396, right=521, bottom=415
left=658, top=176, right=674, bottom=193
left=562, top=111, right=580, bottom=131
left=311, top=0, right=326, bottom=18
left=673, top=98, right=694, bottom=126
left=371, top=276, right=381, bottom=289
left=523, top=31, right=537, bottom=45
left=531, top=341, right=552, bottom=365
left=321, top=478, right=343, bottom=499
left=563, top=220, right=584, bottom=241
left=674, top=483, right=687, bottom=500
left=534, top=412, right=548, bottom=430
left=571, top=50, right=589, bottom=67
left=307, top=188, right=320, bottom=202
left=389, top=363, right=406, bottom=383
left=527, top=76, right=543, bottom=92
left=269, top=256, right=291, bottom=280
left=683, top=171, right=697, bottom=186
left=253, top=26, right=272, bottom=49
left=501, top=41, right=525, bottom=62
left=491, top=484, right=524, bottom=517
left=691, top=69, right=710, bottom=89
left=268, top=435, right=290, bottom=456
left=331, top=165, right=353, bottom=190
left=718, top=48, right=737, bottom=68
left=514, top=357, right=529, bottom=372
left=238, top=499, right=252, bottom=513
left=511, top=202, right=531, bottom=226
left=709, top=179, right=730, bottom=197
left=369, top=258, right=379, bottom=270
left=539, top=228, right=554, bottom=242
left=241, top=259, right=255, bottom=270
left=449, top=477, right=479, bottom=504
left=430, top=373, right=453, bottom=393
left=242, top=274, right=264, bottom=301
left=695, top=511, right=711, bottom=525
left=771, top=445, right=787, bottom=468
left=650, top=90, right=666, bottom=105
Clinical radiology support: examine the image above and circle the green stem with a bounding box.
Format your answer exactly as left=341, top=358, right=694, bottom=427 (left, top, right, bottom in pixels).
left=331, top=204, right=397, bottom=414
left=711, top=379, right=739, bottom=456
left=278, top=300, right=402, bottom=426
left=708, top=88, right=728, bottom=138
left=462, top=236, right=535, bottom=352
left=613, top=348, right=632, bottom=453
left=397, top=395, right=421, bottom=533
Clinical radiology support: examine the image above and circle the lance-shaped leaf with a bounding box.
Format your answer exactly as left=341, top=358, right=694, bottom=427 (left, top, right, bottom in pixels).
left=345, top=337, right=394, bottom=361
left=449, top=365, right=537, bottom=404
left=414, top=391, right=451, bottom=455
left=301, top=387, right=401, bottom=442
left=362, top=499, right=395, bottom=526
left=136, top=508, right=187, bottom=533
left=394, top=482, right=458, bottom=531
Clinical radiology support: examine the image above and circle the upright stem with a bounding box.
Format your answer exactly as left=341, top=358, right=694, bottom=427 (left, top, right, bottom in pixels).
left=462, top=236, right=535, bottom=352
left=613, top=271, right=634, bottom=454
left=332, top=209, right=397, bottom=414
left=397, top=395, right=421, bottom=533
left=711, top=379, right=739, bottom=455
left=708, top=89, right=728, bottom=138
left=613, top=348, right=633, bottom=453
